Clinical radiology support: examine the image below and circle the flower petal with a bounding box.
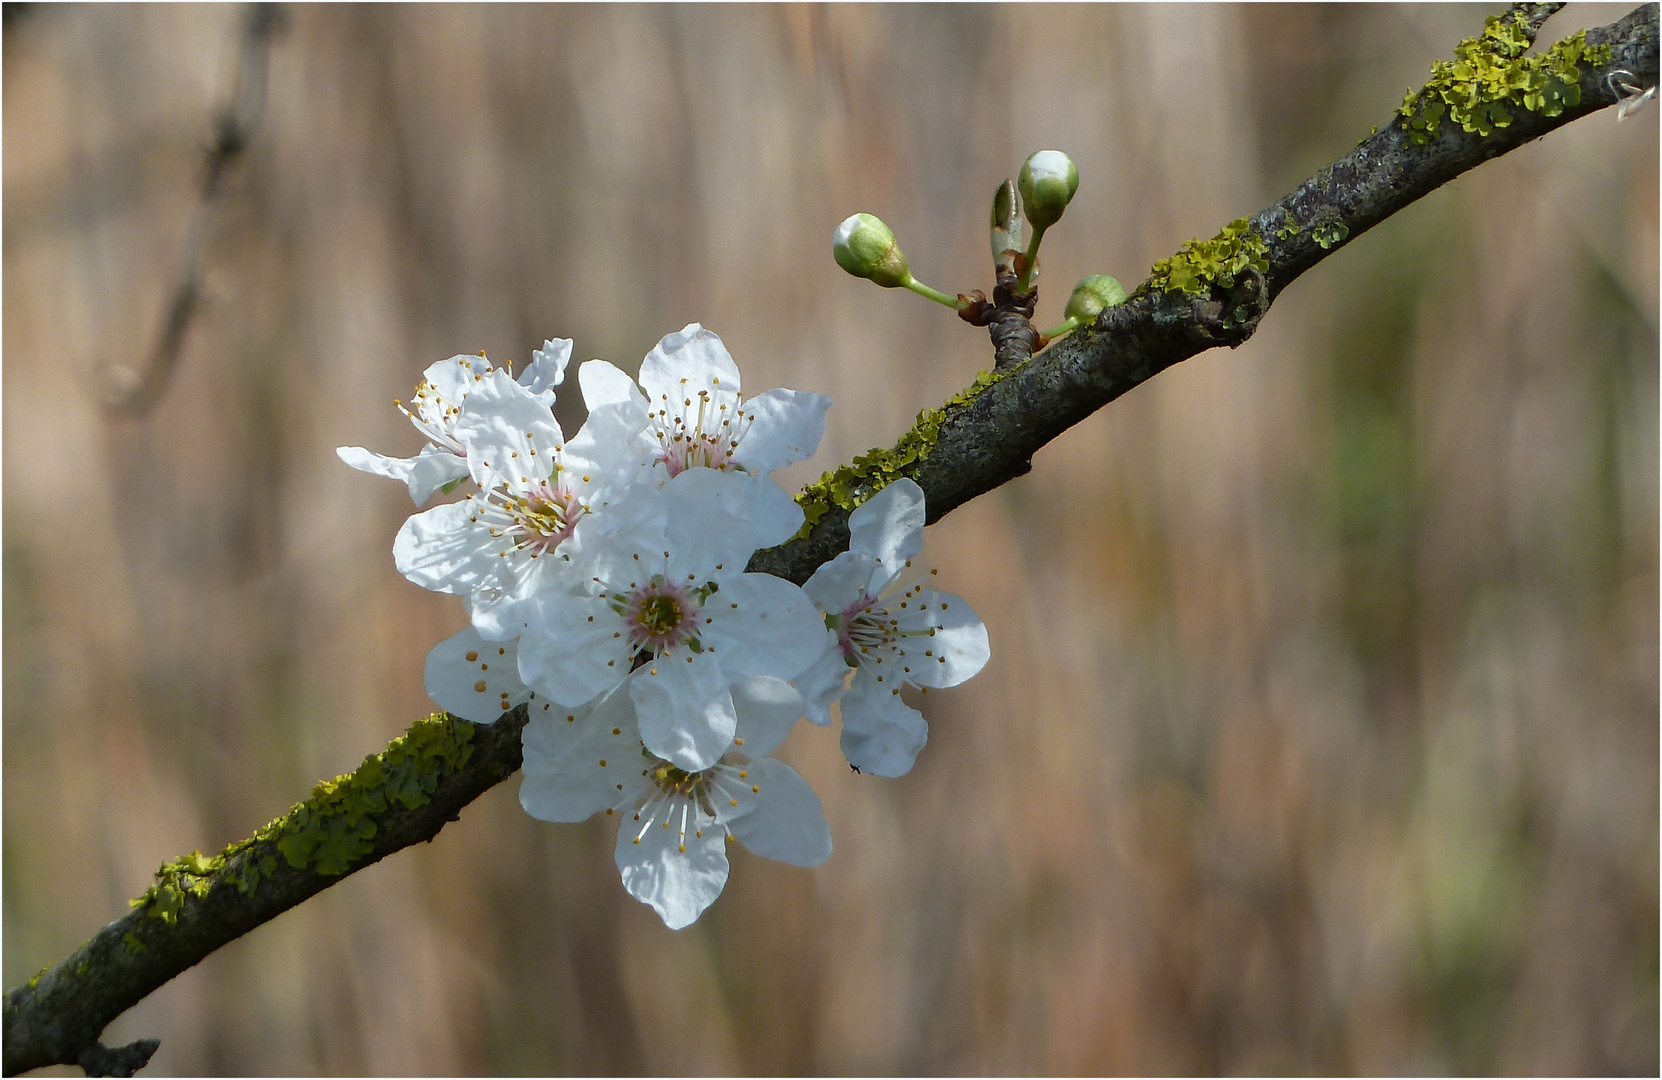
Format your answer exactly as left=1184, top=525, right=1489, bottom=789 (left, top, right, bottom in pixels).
left=468, top=554, right=583, bottom=641
left=839, top=672, right=929, bottom=777
left=657, top=469, right=806, bottom=576
left=638, top=324, right=742, bottom=403
left=422, top=353, right=495, bottom=402
left=791, top=638, right=849, bottom=727
left=519, top=338, right=572, bottom=394
left=566, top=400, right=652, bottom=496
left=615, top=798, right=730, bottom=930
left=730, top=387, right=832, bottom=475
left=337, top=445, right=415, bottom=482
left=731, top=676, right=806, bottom=757
left=660, top=468, right=768, bottom=577
left=393, top=500, right=493, bottom=596
left=452, top=371, right=564, bottom=490
left=894, top=590, right=990, bottom=689
left=516, top=591, right=632, bottom=705
left=848, top=477, right=925, bottom=571
left=406, top=444, right=472, bottom=506
left=728, top=758, right=832, bottom=867
left=629, top=649, right=736, bottom=771
left=423, top=625, right=530, bottom=723
left=734, top=473, right=806, bottom=550
left=704, top=573, right=828, bottom=682
left=578, top=359, right=646, bottom=411
left=520, top=686, right=647, bottom=823
left=334, top=443, right=467, bottom=507
left=803, top=551, right=887, bottom=614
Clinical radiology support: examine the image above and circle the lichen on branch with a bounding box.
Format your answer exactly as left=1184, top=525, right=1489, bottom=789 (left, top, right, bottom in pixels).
left=792, top=367, right=1015, bottom=536
left=1398, top=12, right=1614, bottom=142
left=128, top=713, right=477, bottom=934
left=1141, top=218, right=1270, bottom=298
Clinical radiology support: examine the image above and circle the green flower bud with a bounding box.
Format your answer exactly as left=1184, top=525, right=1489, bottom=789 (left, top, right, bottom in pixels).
left=1018, top=150, right=1079, bottom=230
left=1063, top=274, right=1126, bottom=324
left=833, top=213, right=910, bottom=289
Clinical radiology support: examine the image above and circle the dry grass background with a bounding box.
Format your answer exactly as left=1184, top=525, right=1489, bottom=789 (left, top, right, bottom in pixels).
left=4, top=3, right=1657, bottom=1074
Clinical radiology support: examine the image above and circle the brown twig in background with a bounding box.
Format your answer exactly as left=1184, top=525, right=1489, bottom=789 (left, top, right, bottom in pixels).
left=97, top=3, right=280, bottom=417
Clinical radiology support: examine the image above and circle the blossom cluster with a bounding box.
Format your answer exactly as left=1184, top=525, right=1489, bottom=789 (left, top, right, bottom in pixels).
left=340, top=325, right=989, bottom=927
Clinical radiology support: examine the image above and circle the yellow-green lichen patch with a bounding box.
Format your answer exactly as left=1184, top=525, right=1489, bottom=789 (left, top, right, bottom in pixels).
left=273, top=711, right=477, bottom=874
left=795, top=366, right=1016, bottom=534
left=1398, top=16, right=1613, bottom=143
left=122, top=931, right=147, bottom=955
left=1144, top=218, right=1269, bottom=297
left=1311, top=217, right=1349, bottom=250
left=131, top=713, right=477, bottom=922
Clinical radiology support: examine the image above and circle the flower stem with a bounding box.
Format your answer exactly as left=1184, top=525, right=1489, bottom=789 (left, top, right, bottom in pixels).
left=903, top=276, right=964, bottom=309
left=1039, top=316, right=1081, bottom=340
left=1016, top=224, right=1048, bottom=294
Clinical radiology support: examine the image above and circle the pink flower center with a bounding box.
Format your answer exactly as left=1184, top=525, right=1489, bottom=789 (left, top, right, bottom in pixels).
left=625, top=577, right=700, bottom=653
left=506, top=481, right=584, bottom=553
left=651, top=386, right=750, bottom=477
left=658, top=431, right=738, bottom=477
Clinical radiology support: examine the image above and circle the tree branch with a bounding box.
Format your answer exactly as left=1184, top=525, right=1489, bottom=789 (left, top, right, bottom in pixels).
left=6, top=5, right=1654, bottom=1075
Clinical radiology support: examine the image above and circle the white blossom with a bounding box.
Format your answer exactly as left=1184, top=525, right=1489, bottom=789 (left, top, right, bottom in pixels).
left=516, top=468, right=828, bottom=772
left=338, top=340, right=572, bottom=505
left=796, top=478, right=989, bottom=776
left=520, top=676, right=830, bottom=929
left=576, top=324, right=830, bottom=548
left=391, top=369, right=648, bottom=639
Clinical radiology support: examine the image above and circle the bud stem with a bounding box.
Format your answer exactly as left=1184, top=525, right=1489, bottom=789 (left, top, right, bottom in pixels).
left=1016, top=224, right=1048, bottom=294
left=903, top=276, right=965, bottom=309
left=1040, top=316, right=1082, bottom=339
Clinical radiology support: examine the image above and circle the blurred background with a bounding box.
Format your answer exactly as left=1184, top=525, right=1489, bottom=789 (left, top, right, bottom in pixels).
left=4, top=3, right=1656, bottom=1074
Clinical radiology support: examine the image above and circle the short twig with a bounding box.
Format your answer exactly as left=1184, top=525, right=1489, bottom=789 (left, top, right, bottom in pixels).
left=98, top=3, right=281, bottom=416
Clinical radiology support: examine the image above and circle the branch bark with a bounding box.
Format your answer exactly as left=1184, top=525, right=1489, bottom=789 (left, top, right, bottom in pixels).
left=6, top=4, right=1655, bottom=1074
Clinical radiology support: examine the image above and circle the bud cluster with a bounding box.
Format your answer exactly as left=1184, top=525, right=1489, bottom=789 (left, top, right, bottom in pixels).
left=830, top=148, right=1123, bottom=352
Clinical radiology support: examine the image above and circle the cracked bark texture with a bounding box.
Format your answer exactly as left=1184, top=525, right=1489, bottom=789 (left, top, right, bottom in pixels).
left=5, top=4, right=1655, bottom=1075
